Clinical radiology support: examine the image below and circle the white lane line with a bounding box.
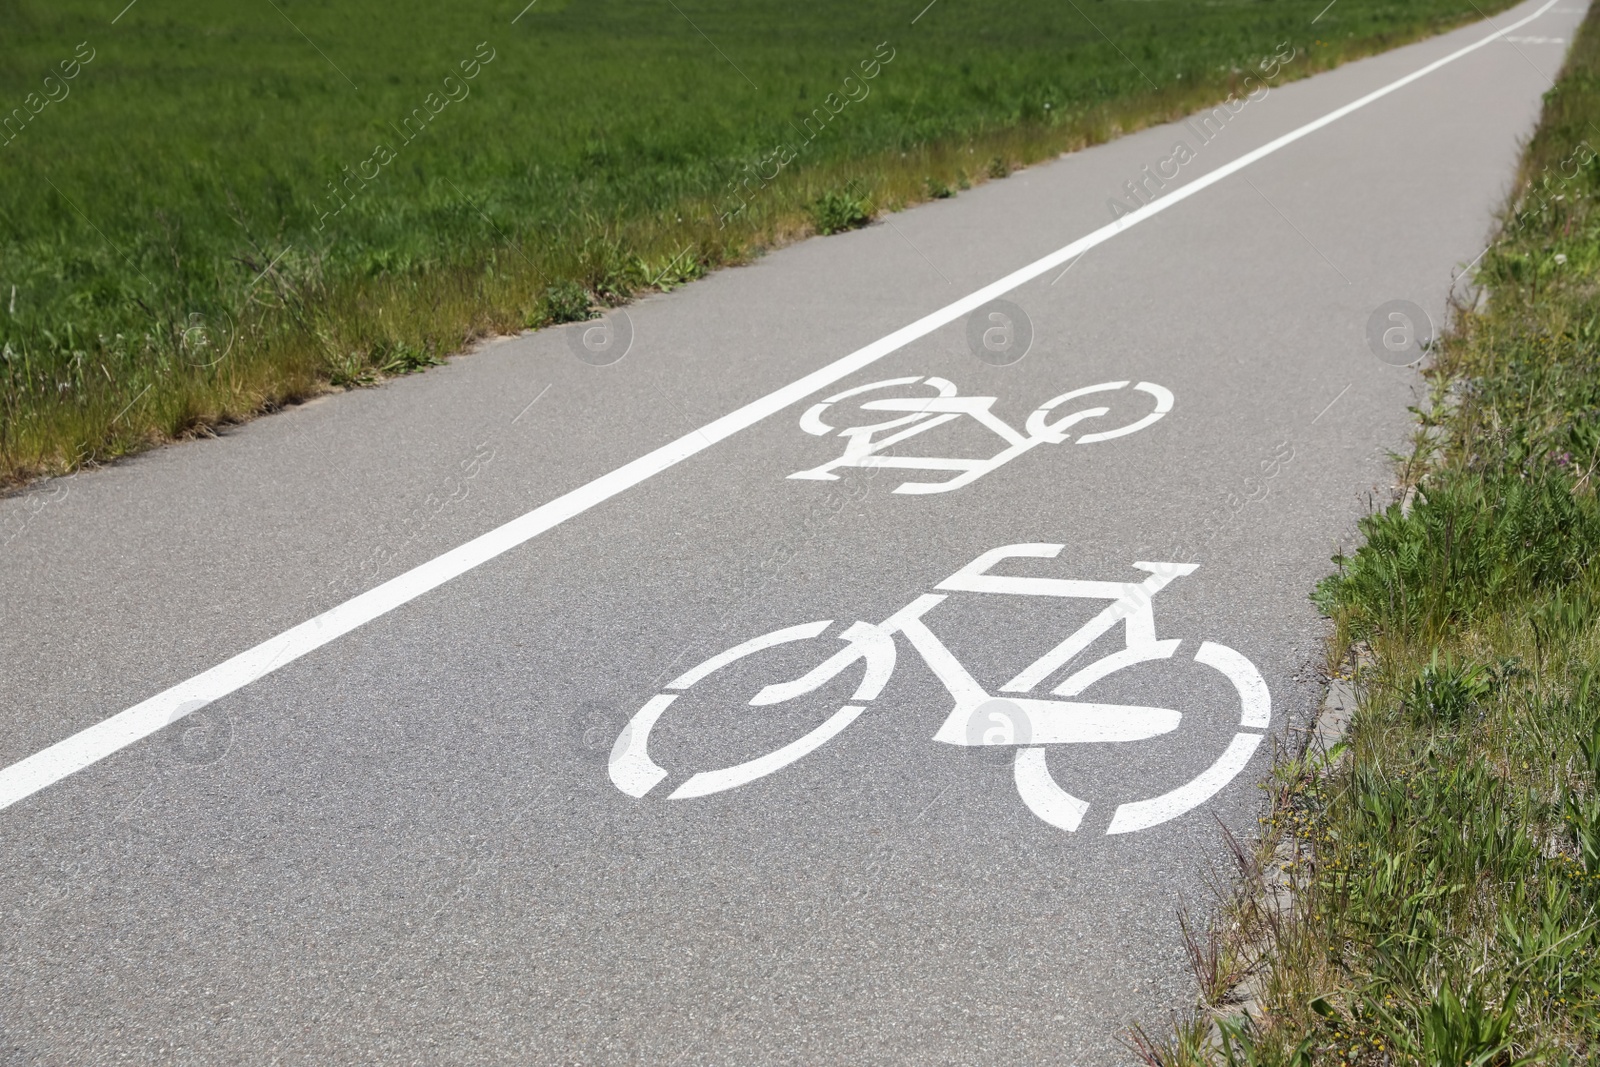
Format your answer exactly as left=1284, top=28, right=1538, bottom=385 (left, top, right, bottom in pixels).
left=0, top=0, right=1561, bottom=815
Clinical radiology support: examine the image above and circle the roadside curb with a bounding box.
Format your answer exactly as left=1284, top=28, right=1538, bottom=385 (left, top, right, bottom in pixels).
left=1200, top=655, right=1363, bottom=1051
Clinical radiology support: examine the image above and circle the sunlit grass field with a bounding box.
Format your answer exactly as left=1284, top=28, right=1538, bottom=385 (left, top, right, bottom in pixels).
left=0, top=0, right=1517, bottom=482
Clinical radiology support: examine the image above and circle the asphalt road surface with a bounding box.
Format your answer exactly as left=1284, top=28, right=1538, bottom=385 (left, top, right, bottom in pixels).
left=0, top=2, right=1586, bottom=1062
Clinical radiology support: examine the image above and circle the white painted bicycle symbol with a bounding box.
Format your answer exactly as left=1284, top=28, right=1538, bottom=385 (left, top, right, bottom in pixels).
left=610, top=543, right=1269, bottom=835
left=789, top=377, right=1173, bottom=494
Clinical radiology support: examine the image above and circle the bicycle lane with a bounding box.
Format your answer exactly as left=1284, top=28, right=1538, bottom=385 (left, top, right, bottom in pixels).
left=0, top=2, right=1584, bottom=1063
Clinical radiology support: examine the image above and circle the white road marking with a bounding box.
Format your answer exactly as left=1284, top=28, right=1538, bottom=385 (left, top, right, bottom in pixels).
left=1013, top=749, right=1090, bottom=832
left=1100, top=640, right=1273, bottom=834
left=615, top=544, right=1272, bottom=833
left=1051, top=639, right=1180, bottom=697
left=1106, top=733, right=1263, bottom=835
left=750, top=621, right=896, bottom=706
left=669, top=705, right=866, bottom=799
left=792, top=378, right=1172, bottom=493
left=665, top=620, right=833, bottom=691
left=0, top=0, right=1562, bottom=814
left=1196, top=641, right=1272, bottom=729
left=931, top=698, right=1181, bottom=745
left=996, top=563, right=1197, bottom=693
left=791, top=378, right=1170, bottom=493
left=1005, top=638, right=1271, bottom=833
left=1074, top=383, right=1174, bottom=444
left=608, top=694, right=678, bottom=798
left=613, top=618, right=895, bottom=799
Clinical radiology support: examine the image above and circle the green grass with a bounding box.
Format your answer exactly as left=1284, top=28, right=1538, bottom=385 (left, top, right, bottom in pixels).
left=1136, top=6, right=1600, bottom=1064
left=0, top=0, right=1521, bottom=483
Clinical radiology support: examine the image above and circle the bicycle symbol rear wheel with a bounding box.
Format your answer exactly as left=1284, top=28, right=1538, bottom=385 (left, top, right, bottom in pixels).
left=609, top=620, right=889, bottom=800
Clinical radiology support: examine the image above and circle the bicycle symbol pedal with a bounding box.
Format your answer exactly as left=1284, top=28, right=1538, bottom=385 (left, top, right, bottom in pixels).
left=609, top=543, right=1269, bottom=836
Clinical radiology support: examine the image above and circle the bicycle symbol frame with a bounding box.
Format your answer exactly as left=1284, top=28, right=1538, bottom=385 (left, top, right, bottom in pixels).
left=788, top=377, right=1173, bottom=495
left=610, top=543, right=1269, bottom=835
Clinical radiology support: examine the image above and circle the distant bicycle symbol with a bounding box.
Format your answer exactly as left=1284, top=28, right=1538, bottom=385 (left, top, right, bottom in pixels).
left=610, top=543, right=1269, bottom=835
left=789, top=377, right=1173, bottom=494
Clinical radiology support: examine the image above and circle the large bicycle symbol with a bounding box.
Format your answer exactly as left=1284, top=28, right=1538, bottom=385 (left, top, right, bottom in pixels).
left=789, top=377, right=1173, bottom=495
left=610, top=543, right=1269, bottom=835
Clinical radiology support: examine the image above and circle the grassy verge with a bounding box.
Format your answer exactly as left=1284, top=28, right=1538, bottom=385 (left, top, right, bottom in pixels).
left=1139, top=7, right=1600, bottom=1065
left=0, top=0, right=1520, bottom=485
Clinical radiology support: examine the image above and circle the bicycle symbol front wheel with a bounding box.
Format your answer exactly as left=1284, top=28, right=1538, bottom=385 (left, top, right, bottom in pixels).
left=1002, top=641, right=1270, bottom=834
